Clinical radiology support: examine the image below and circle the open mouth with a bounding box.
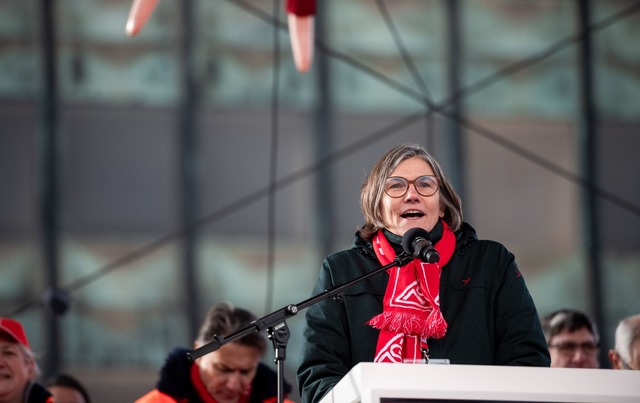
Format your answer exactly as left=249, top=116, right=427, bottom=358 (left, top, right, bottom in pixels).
left=400, top=211, right=425, bottom=219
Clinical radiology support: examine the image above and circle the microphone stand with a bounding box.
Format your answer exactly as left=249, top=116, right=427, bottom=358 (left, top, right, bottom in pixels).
left=187, top=252, right=416, bottom=403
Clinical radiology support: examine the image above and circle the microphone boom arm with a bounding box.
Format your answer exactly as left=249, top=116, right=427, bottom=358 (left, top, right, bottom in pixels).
left=187, top=251, right=414, bottom=360
left=187, top=252, right=415, bottom=403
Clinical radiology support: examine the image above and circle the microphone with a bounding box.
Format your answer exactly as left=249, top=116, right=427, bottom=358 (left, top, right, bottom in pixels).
left=401, top=227, right=440, bottom=263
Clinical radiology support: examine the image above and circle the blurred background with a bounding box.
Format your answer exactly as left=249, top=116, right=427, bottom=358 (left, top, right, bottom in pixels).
left=1, top=0, right=639, bottom=401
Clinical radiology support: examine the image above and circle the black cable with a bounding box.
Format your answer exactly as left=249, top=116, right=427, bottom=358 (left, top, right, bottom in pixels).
left=375, top=0, right=435, bottom=163
left=375, top=0, right=433, bottom=104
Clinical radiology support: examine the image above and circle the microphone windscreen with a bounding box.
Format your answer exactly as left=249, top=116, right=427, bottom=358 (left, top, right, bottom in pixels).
left=401, top=227, right=431, bottom=255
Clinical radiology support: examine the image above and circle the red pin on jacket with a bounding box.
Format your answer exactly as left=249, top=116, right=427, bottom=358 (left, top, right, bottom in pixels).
left=124, top=0, right=316, bottom=72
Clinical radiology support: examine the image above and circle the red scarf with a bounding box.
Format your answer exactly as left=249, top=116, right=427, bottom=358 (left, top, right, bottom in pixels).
left=368, top=220, right=456, bottom=363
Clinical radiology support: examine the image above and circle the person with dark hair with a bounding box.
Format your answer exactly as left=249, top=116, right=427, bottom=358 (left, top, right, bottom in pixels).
left=0, top=317, right=53, bottom=403
left=135, top=301, right=294, bottom=403
left=297, top=143, right=550, bottom=403
left=46, top=373, right=91, bottom=403
left=608, top=313, right=640, bottom=370
left=541, top=308, right=600, bottom=368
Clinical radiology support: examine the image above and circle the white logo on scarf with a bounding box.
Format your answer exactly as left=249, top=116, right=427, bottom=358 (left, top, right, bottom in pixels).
left=389, top=279, right=429, bottom=311
left=374, top=333, right=404, bottom=363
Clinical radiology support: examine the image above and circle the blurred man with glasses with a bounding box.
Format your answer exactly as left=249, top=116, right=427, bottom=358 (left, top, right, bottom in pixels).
left=541, top=308, right=600, bottom=368
left=608, top=314, right=640, bottom=370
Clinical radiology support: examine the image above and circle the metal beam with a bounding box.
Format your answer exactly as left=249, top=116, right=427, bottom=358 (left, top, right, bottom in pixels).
left=314, top=0, right=335, bottom=256
left=38, top=0, right=61, bottom=377
left=576, top=0, right=606, bottom=366
left=179, top=0, right=200, bottom=341
left=445, top=0, right=466, bottom=203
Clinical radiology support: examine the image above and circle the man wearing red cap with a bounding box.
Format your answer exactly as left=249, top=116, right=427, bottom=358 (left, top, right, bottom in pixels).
left=0, top=318, right=53, bottom=403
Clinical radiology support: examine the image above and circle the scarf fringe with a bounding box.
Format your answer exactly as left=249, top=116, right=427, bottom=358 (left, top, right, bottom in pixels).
left=367, top=309, right=447, bottom=339
left=426, top=308, right=447, bottom=339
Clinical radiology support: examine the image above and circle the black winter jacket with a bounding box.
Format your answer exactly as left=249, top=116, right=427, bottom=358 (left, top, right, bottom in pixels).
left=297, top=222, right=550, bottom=403
left=25, top=381, right=52, bottom=403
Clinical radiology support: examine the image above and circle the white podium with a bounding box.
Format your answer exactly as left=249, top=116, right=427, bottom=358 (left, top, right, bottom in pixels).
left=319, top=362, right=640, bottom=403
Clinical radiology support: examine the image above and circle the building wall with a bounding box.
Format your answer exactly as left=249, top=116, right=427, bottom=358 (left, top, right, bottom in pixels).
left=1, top=1, right=639, bottom=401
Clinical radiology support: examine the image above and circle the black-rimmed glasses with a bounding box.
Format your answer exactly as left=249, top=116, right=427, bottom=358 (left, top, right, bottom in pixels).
left=384, top=175, right=439, bottom=198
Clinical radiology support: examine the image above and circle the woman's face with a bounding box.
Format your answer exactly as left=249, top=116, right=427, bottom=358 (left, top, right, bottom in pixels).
left=0, top=336, right=34, bottom=403
left=380, top=156, right=443, bottom=237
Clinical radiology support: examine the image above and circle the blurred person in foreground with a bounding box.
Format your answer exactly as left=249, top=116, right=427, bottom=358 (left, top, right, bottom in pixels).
left=46, top=373, right=90, bottom=403
left=135, top=301, right=294, bottom=403
left=297, top=143, right=550, bottom=403
left=608, top=313, right=640, bottom=370
left=0, top=317, right=53, bottom=403
left=541, top=308, right=600, bottom=368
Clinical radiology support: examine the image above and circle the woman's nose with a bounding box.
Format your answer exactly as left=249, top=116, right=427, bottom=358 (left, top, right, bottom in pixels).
left=404, top=184, right=421, bottom=199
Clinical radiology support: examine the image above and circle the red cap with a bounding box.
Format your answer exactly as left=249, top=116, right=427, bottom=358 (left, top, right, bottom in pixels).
left=0, top=318, right=30, bottom=348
